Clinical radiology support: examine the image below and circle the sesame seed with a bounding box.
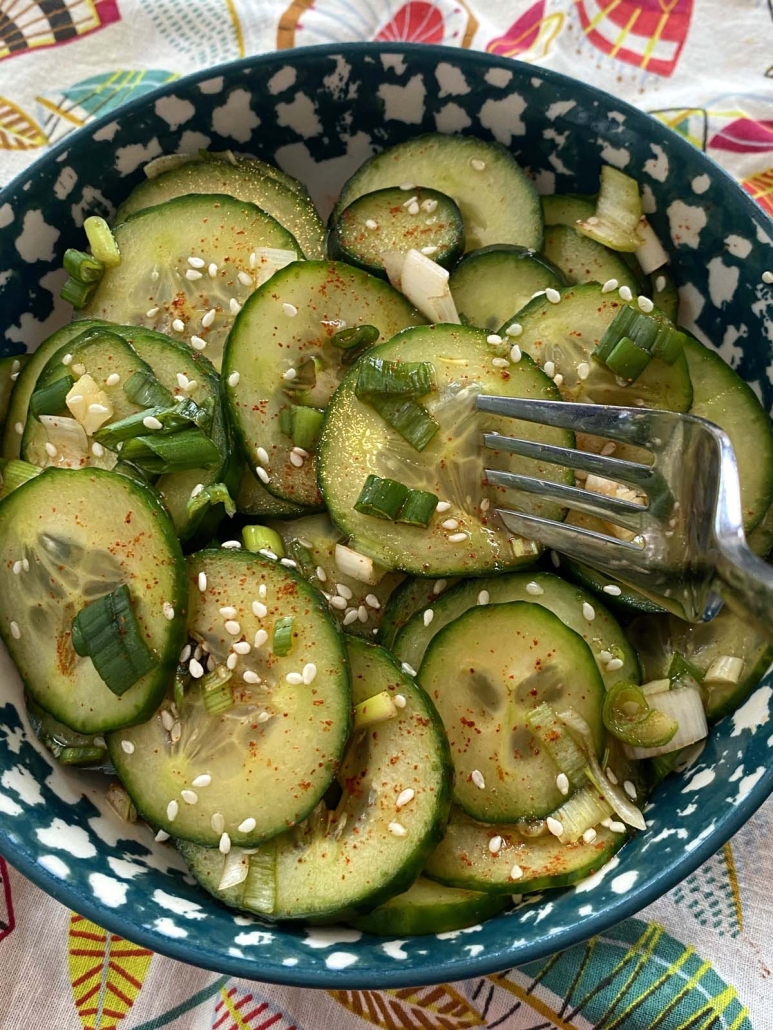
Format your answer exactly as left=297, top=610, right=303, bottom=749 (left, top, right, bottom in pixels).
left=510, top=864, right=524, bottom=880
left=189, top=658, right=205, bottom=679
left=202, top=308, right=216, bottom=328
left=62, top=353, right=73, bottom=365
left=282, top=367, right=297, bottom=381
left=477, top=590, right=490, bottom=606
left=283, top=302, right=298, bottom=317
left=399, top=181, right=416, bottom=190
left=237, top=817, right=257, bottom=834
left=624, top=779, right=637, bottom=799
left=388, top=821, right=407, bottom=837
left=181, top=789, right=198, bottom=805
left=402, top=195, right=418, bottom=207
left=407, top=201, right=420, bottom=215
left=550, top=551, right=560, bottom=568
left=600, top=441, right=616, bottom=456
left=185, top=268, right=203, bottom=281
left=492, top=356, right=510, bottom=368
left=256, top=446, right=270, bottom=465
left=198, top=572, right=207, bottom=592
left=211, top=813, right=225, bottom=834
left=423, top=609, right=434, bottom=627
left=763, top=271, right=773, bottom=284
left=655, top=275, right=666, bottom=293
left=577, top=361, right=590, bottom=380
left=255, top=466, right=270, bottom=484
left=334, top=583, right=352, bottom=601
left=448, top=532, right=468, bottom=543
left=176, top=373, right=190, bottom=390
left=486, top=333, right=503, bottom=345
left=143, top=415, right=163, bottom=430
left=365, top=218, right=378, bottom=229
left=73, top=364, right=86, bottom=376
left=342, top=609, right=359, bottom=626
left=286, top=671, right=304, bottom=685
left=471, top=158, right=486, bottom=171
left=553, top=373, right=564, bottom=387
left=14, top=422, right=23, bottom=435
left=582, top=602, right=596, bottom=622
left=401, top=662, right=417, bottom=676
left=88, top=403, right=110, bottom=417
left=582, top=828, right=597, bottom=844
left=219, top=606, right=237, bottom=618
left=394, top=788, right=415, bottom=810
left=606, top=657, right=624, bottom=672
left=441, top=518, right=459, bottom=530
left=252, top=601, right=268, bottom=618
left=480, top=498, right=490, bottom=513
left=105, top=372, right=121, bottom=387
left=505, top=323, right=523, bottom=337
left=433, top=579, right=448, bottom=593
left=232, top=641, right=251, bottom=655
left=289, top=452, right=304, bottom=467
left=420, top=246, right=438, bottom=256
left=12, top=561, right=21, bottom=576
left=228, top=371, right=240, bottom=387
left=238, top=271, right=253, bottom=287
left=545, top=287, right=561, bottom=304
left=172, top=318, right=185, bottom=333
left=526, top=581, right=544, bottom=596
left=547, top=816, right=564, bottom=837
left=208, top=262, right=218, bottom=277
left=609, top=820, right=626, bottom=833
left=302, top=663, right=317, bottom=685
left=256, top=710, right=270, bottom=722
left=44, top=442, right=58, bottom=458
left=619, top=285, right=633, bottom=302
left=155, top=829, right=170, bottom=842
left=599, top=650, right=613, bottom=663
left=190, top=336, right=207, bottom=351
left=357, top=605, right=368, bottom=623
left=254, top=629, right=269, bottom=648
left=161, top=709, right=175, bottom=731
left=162, top=602, right=175, bottom=621
left=219, top=832, right=232, bottom=854
left=187, top=256, right=205, bottom=268
left=471, top=769, right=486, bottom=790
left=394, top=694, right=406, bottom=708
left=224, top=620, right=241, bottom=636
left=192, top=774, right=211, bottom=788
left=9, top=621, right=19, bottom=639
left=167, top=800, right=179, bottom=821
left=606, top=767, right=619, bottom=785
left=603, top=584, right=622, bottom=596
left=637, top=295, right=655, bottom=313
left=488, top=835, right=503, bottom=854
left=121, top=740, right=135, bottom=754
left=229, top=298, right=242, bottom=315
left=556, top=772, right=570, bottom=795
left=435, top=501, right=451, bottom=514
left=543, top=360, right=556, bottom=378
left=279, top=558, right=297, bottom=569
left=421, top=198, right=438, bottom=213
left=509, top=344, right=522, bottom=363
left=365, top=594, right=380, bottom=609
left=145, top=306, right=160, bottom=318
left=601, top=279, right=619, bottom=293
left=258, top=584, right=267, bottom=599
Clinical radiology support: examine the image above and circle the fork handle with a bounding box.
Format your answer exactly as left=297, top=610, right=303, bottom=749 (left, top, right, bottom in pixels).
left=716, top=538, right=773, bottom=626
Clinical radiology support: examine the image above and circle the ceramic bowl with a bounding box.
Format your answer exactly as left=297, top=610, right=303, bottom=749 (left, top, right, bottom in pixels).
left=0, top=42, right=772, bottom=989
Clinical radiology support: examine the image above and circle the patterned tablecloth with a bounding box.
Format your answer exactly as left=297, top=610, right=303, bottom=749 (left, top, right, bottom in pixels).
left=1, top=2, right=773, bottom=1027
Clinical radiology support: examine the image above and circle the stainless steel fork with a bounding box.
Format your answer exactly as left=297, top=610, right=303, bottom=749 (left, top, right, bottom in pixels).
left=477, top=395, right=773, bottom=624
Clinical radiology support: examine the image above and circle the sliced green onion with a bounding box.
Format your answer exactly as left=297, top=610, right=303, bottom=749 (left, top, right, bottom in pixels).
left=551, top=785, right=612, bottom=843
left=526, top=702, right=587, bottom=790
left=105, top=783, right=137, bottom=823
left=623, top=686, right=708, bottom=760
left=367, top=395, right=439, bottom=451
left=94, top=406, right=202, bottom=448
left=577, top=166, right=643, bottom=252
left=668, top=651, right=704, bottom=686
left=243, top=525, right=286, bottom=558
left=61, top=276, right=97, bottom=309
left=649, top=323, right=686, bottom=365
left=84, top=215, right=121, bottom=268
left=243, top=844, right=277, bottom=915
left=185, top=482, right=236, bottom=522
left=58, top=745, right=109, bottom=766
left=218, top=848, right=251, bottom=891
left=287, top=539, right=315, bottom=577
left=354, top=475, right=409, bottom=520
left=703, top=655, right=744, bottom=687
left=395, top=489, right=438, bottom=527
left=604, top=336, right=653, bottom=381
left=355, top=357, right=436, bottom=398
left=71, top=584, right=158, bottom=696
left=123, top=369, right=175, bottom=409
left=173, top=671, right=187, bottom=712
left=120, top=429, right=221, bottom=474
left=602, top=680, right=678, bottom=748
left=201, top=665, right=234, bottom=716
left=63, top=248, right=105, bottom=284
left=594, top=305, right=685, bottom=372
left=272, top=616, right=294, bottom=656
left=0, top=459, right=42, bottom=499
left=331, top=324, right=379, bottom=350
left=352, top=689, right=398, bottom=731
left=290, top=405, right=324, bottom=451
left=29, top=375, right=76, bottom=419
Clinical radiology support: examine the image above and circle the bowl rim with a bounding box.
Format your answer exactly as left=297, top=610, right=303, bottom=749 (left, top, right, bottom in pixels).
left=1, top=39, right=772, bottom=990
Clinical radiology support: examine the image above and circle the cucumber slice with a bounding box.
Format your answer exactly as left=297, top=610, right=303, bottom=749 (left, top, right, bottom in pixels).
left=115, top=156, right=324, bottom=259
left=26, top=696, right=112, bottom=771
left=222, top=260, right=420, bottom=508
left=542, top=225, right=640, bottom=294
left=378, top=576, right=459, bottom=649
left=177, top=638, right=452, bottom=920
left=348, top=877, right=508, bottom=935
left=394, top=570, right=639, bottom=688
left=0, top=355, right=26, bottom=432
left=1, top=321, right=105, bottom=460
left=328, top=187, right=464, bottom=275
left=541, top=193, right=596, bottom=227
left=424, top=807, right=626, bottom=894
left=651, top=269, right=679, bottom=321
left=449, top=245, right=564, bottom=331
left=108, top=548, right=351, bottom=846
left=0, top=468, right=186, bottom=733
left=334, top=133, right=543, bottom=252
left=499, top=283, right=693, bottom=411
left=320, top=323, right=574, bottom=577
left=235, top=467, right=307, bottom=518
left=626, top=607, right=773, bottom=722
left=683, top=334, right=773, bottom=531
left=267, top=513, right=405, bottom=639
left=82, top=195, right=300, bottom=370
left=419, top=601, right=605, bottom=822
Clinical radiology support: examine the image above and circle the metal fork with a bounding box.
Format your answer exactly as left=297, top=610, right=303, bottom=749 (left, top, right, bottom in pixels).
left=477, top=395, right=773, bottom=624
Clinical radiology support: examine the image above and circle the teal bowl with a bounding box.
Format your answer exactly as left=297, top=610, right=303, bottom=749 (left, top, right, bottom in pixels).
left=0, top=42, right=771, bottom=988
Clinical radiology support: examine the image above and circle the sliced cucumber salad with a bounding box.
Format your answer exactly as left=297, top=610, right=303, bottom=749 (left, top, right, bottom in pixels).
left=1, top=132, right=769, bottom=937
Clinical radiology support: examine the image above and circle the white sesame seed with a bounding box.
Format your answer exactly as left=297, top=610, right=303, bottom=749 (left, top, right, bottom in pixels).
left=510, top=864, right=524, bottom=880
left=104, top=372, right=121, bottom=388
left=655, top=275, right=666, bottom=293
left=488, top=835, right=503, bottom=854
left=282, top=368, right=297, bottom=382
left=190, top=335, right=207, bottom=351
left=441, top=518, right=459, bottom=531
left=543, top=360, right=556, bottom=378
left=14, top=422, right=23, bottom=435
left=491, top=357, right=510, bottom=368
left=606, top=658, right=624, bottom=672
left=283, top=302, right=298, bottom=317
left=407, top=201, right=420, bottom=215
left=224, top=620, right=241, bottom=636
left=550, top=551, right=560, bottom=568
left=545, top=287, right=561, bottom=304
left=623, top=779, right=637, bottom=799
left=553, top=373, right=564, bottom=387
left=232, top=641, right=251, bottom=655
left=365, top=218, right=378, bottom=229
left=176, top=373, right=190, bottom=391
left=448, top=532, right=468, bottom=543
left=192, top=774, right=211, bottom=788
left=238, top=271, right=253, bottom=287
left=365, top=594, right=380, bottom=609
left=189, top=658, right=204, bottom=678
left=556, top=772, right=570, bottom=795
left=302, top=663, right=317, bottom=685
left=121, top=740, right=135, bottom=754
left=399, top=181, right=416, bottom=190
left=582, top=828, right=597, bottom=844
left=229, top=297, right=242, bottom=316
left=423, top=609, right=434, bottom=627
left=286, top=671, right=304, bottom=685
left=243, top=670, right=260, bottom=684
left=392, top=788, right=415, bottom=811
left=509, top=344, right=522, bottom=363
left=144, top=306, right=160, bottom=319
left=198, top=572, right=207, bottom=592
left=254, top=629, right=269, bottom=648
left=256, top=710, right=270, bottom=723
left=526, top=581, right=544, bottom=596
left=219, top=832, right=232, bottom=854
left=421, top=198, right=438, bottom=213
left=289, top=452, right=304, bottom=467
left=401, top=662, right=417, bottom=677
left=357, top=605, right=368, bottom=623
left=328, top=596, right=347, bottom=613
left=258, top=584, right=267, bottom=599
left=433, top=579, right=448, bottom=593
left=387, top=821, right=407, bottom=838
left=208, top=262, right=218, bottom=277
left=609, top=820, right=626, bottom=833
left=10, top=621, right=20, bottom=639
left=252, top=601, right=268, bottom=619
left=88, top=403, right=111, bottom=418
left=420, top=246, right=439, bottom=256
left=477, top=590, right=490, bottom=606
left=155, top=829, right=170, bottom=842
left=161, top=709, right=175, bottom=731
left=228, top=371, right=240, bottom=387
left=577, top=361, right=590, bottom=381
left=619, top=285, right=633, bottom=302
left=181, top=789, right=198, bottom=805
left=599, top=650, right=613, bottom=663
left=143, top=415, right=163, bottom=430
left=402, top=195, right=418, bottom=207
left=202, top=308, right=216, bottom=328
left=601, top=279, right=619, bottom=293
left=582, top=602, right=596, bottom=622
left=187, top=256, right=205, bottom=268
left=486, top=333, right=503, bottom=345
left=211, top=813, right=225, bottom=834
left=471, top=769, right=486, bottom=790
left=237, top=817, right=257, bottom=834
left=162, top=602, right=175, bottom=621
left=471, top=158, right=486, bottom=171
left=256, top=446, right=270, bottom=466
left=606, top=768, right=619, bottom=785
left=547, top=816, right=564, bottom=837
left=763, top=271, right=773, bottom=284
left=62, top=352, right=73, bottom=366
left=12, top=561, right=21, bottom=576
left=255, top=466, right=270, bottom=485
left=167, top=800, right=179, bottom=821
left=394, top=694, right=407, bottom=708
left=480, top=498, right=490, bottom=513
left=180, top=643, right=192, bottom=663
left=637, top=295, right=654, bottom=313
left=44, top=442, right=58, bottom=458
left=435, top=501, right=451, bottom=514
left=342, top=608, right=359, bottom=626
left=172, top=318, right=185, bottom=333
left=185, top=268, right=203, bottom=281
left=603, top=584, right=623, bottom=596
left=505, top=323, right=523, bottom=338
left=219, top=606, right=237, bottom=618
left=225, top=652, right=238, bottom=671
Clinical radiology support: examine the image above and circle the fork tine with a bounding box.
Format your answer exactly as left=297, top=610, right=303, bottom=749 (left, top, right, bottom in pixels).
left=485, top=469, right=648, bottom=532
left=477, top=395, right=658, bottom=448
left=495, top=507, right=646, bottom=566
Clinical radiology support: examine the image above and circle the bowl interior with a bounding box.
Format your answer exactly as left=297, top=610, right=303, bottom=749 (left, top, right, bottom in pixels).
left=0, top=42, right=772, bottom=988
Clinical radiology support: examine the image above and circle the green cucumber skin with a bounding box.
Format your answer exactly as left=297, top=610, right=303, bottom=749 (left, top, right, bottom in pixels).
left=347, top=878, right=508, bottom=936
left=562, top=557, right=667, bottom=615
left=234, top=467, right=309, bottom=518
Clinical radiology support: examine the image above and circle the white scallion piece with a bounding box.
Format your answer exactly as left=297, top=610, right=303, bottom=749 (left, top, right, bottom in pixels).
left=624, top=687, right=708, bottom=760
left=334, top=543, right=385, bottom=585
